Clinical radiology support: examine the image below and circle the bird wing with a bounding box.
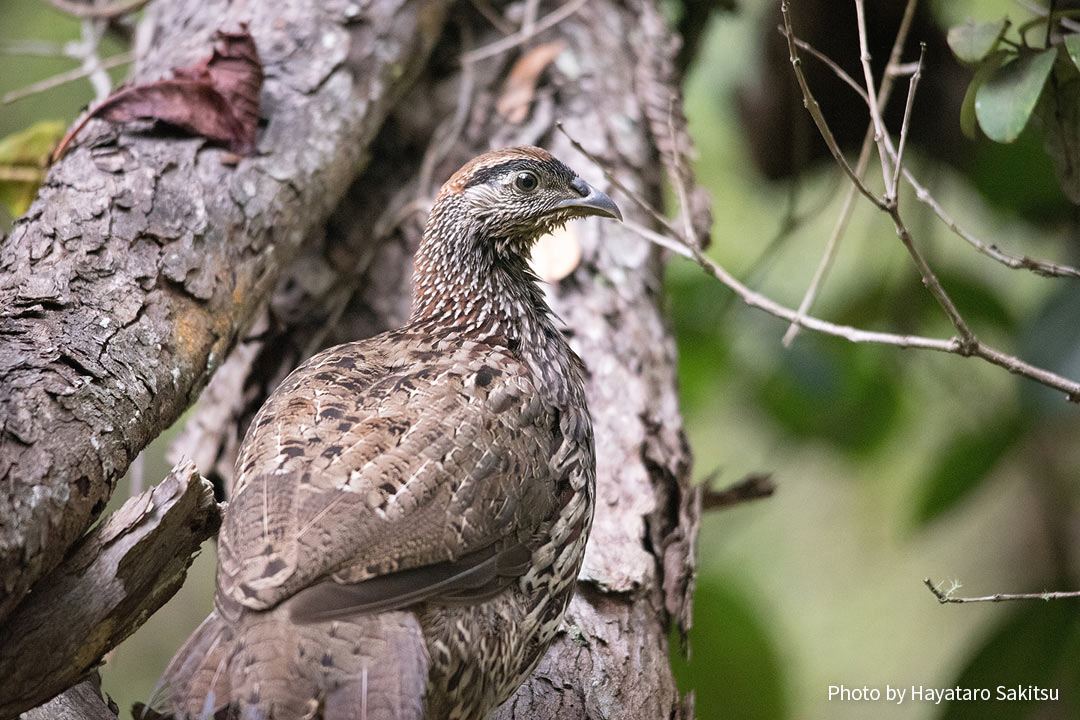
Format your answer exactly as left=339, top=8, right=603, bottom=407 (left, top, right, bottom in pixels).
left=215, top=331, right=583, bottom=619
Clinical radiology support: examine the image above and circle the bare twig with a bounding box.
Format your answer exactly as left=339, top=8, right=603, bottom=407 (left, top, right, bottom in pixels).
left=667, top=98, right=697, bottom=248
left=780, top=3, right=886, bottom=211
left=890, top=43, right=924, bottom=199
left=521, top=0, right=541, bottom=39
left=1016, top=0, right=1080, bottom=33
left=421, top=23, right=476, bottom=195
left=900, top=163, right=1080, bottom=279
left=42, top=0, right=151, bottom=19
left=468, top=0, right=516, bottom=35
left=79, top=18, right=113, bottom=102
left=2, top=51, right=132, bottom=104
left=702, top=473, right=776, bottom=510
left=785, top=33, right=870, bottom=102
left=888, top=60, right=921, bottom=76
left=924, top=578, right=1080, bottom=604
left=781, top=0, right=917, bottom=345
left=849, top=1, right=977, bottom=348
left=460, top=0, right=589, bottom=63
left=559, top=122, right=1080, bottom=402
left=556, top=121, right=686, bottom=242
left=0, top=39, right=68, bottom=56
left=789, top=22, right=1080, bottom=280
left=854, top=0, right=896, bottom=199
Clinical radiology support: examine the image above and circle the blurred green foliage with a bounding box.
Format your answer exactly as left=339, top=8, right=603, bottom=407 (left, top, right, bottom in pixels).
left=3, top=0, right=1080, bottom=718
left=670, top=575, right=788, bottom=719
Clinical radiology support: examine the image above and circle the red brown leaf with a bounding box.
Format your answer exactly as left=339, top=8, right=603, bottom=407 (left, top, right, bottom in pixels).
left=52, top=25, right=262, bottom=162
left=496, top=42, right=567, bottom=124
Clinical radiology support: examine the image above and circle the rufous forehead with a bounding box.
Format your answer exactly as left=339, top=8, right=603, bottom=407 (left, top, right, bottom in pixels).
left=441, top=146, right=558, bottom=195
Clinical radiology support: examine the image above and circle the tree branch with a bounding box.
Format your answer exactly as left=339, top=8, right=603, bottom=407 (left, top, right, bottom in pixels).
left=0, top=461, right=219, bottom=718
left=0, top=0, right=449, bottom=624
left=21, top=673, right=118, bottom=720
left=924, top=578, right=1080, bottom=604
left=781, top=0, right=919, bottom=345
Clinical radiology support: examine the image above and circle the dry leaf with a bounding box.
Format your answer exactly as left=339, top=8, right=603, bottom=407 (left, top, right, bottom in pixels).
left=496, top=41, right=567, bottom=124
left=530, top=223, right=581, bottom=282
left=53, top=25, right=262, bottom=162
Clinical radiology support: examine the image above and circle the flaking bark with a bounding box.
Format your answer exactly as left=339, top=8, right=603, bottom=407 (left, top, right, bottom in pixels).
left=0, top=0, right=448, bottom=623
left=20, top=673, right=119, bottom=720
left=0, top=462, right=218, bottom=718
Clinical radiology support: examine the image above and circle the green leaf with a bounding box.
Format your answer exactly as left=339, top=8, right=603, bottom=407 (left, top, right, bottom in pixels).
left=911, top=411, right=1025, bottom=528
left=0, top=120, right=66, bottom=165
left=1032, top=56, right=1080, bottom=203
left=671, top=576, right=788, bottom=720
left=754, top=339, right=902, bottom=456
left=0, top=120, right=66, bottom=218
left=1065, top=33, right=1080, bottom=73
left=947, top=18, right=1009, bottom=64
left=960, top=51, right=1010, bottom=139
left=976, top=48, right=1058, bottom=143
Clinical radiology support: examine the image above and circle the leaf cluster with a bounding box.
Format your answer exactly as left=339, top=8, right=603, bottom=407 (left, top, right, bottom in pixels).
left=949, top=12, right=1080, bottom=202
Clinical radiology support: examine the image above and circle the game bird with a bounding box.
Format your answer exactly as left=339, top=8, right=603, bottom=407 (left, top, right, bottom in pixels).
left=153, top=146, right=622, bottom=719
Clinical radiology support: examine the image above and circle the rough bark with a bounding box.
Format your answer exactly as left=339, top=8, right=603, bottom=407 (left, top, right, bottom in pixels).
left=2, top=0, right=705, bottom=716
left=20, top=673, right=118, bottom=720
left=0, top=0, right=448, bottom=623
left=0, top=462, right=218, bottom=718
left=174, top=0, right=705, bottom=716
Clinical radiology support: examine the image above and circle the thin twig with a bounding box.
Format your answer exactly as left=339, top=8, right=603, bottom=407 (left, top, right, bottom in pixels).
left=460, top=0, right=589, bottom=63
left=468, top=0, right=516, bottom=35
left=1015, top=0, right=1080, bottom=32
left=792, top=24, right=1080, bottom=280
left=79, top=18, right=113, bottom=103
left=786, top=33, right=870, bottom=102
left=781, top=185, right=858, bottom=348
left=556, top=121, right=687, bottom=242
left=888, top=60, right=921, bottom=76
left=42, top=0, right=151, bottom=19
left=667, top=98, right=697, bottom=249
left=0, top=40, right=67, bottom=57
left=889, top=206, right=979, bottom=348
left=890, top=43, right=924, bottom=198
left=2, top=51, right=132, bottom=104
left=521, top=0, right=541, bottom=40
left=924, top=578, right=1080, bottom=604
left=421, top=23, right=476, bottom=196
left=901, top=164, right=1080, bottom=278
left=780, top=3, right=886, bottom=211
left=560, top=126, right=1080, bottom=402
left=848, top=0, right=977, bottom=347
left=782, top=0, right=917, bottom=345
left=854, top=0, right=896, bottom=199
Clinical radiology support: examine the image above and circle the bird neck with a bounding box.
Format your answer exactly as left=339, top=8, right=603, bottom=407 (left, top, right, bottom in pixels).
left=409, top=226, right=556, bottom=353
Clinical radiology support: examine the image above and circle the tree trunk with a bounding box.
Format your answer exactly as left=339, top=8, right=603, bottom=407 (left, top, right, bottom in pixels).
left=0, top=0, right=705, bottom=717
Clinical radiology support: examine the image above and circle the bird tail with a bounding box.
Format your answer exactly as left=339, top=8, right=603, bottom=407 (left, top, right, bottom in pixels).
left=151, top=607, right=429, bottom=720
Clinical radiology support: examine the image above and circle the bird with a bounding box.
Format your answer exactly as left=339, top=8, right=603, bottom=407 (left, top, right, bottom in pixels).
left=152, top=146, right=622, bottom=720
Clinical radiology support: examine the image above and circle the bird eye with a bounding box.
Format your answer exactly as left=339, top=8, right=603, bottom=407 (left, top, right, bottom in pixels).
left=513, top=171, right=540, bottom=193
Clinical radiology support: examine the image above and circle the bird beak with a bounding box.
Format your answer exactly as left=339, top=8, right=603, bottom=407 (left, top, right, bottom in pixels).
left=556, top=178, right=623, bottom=221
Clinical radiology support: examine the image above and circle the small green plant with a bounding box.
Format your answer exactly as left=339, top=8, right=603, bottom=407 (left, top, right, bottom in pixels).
left=949, top=11, right=1080, bottom=202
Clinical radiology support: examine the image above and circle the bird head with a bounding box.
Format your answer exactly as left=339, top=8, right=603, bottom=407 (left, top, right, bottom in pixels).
left=429, top=146, right=622, bottom=258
